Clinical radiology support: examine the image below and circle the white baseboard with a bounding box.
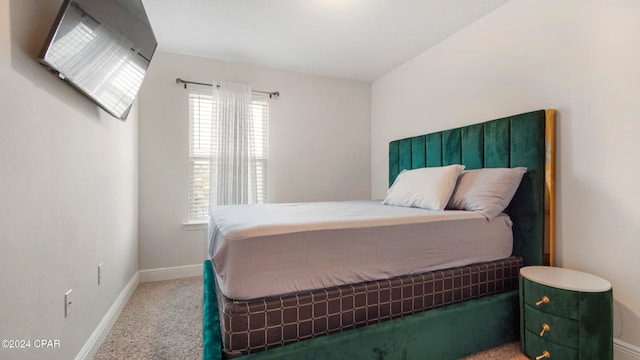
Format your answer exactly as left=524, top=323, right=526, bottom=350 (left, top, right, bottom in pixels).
left=138, top=263, right=203, bottom=283
left=616, top=338, right=640, bottom=359
left=74, top=272, right=140, bottom=360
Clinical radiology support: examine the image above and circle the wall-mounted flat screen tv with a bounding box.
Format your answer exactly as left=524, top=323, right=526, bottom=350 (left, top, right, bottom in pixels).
left=38, top=0, right=157, bottom=121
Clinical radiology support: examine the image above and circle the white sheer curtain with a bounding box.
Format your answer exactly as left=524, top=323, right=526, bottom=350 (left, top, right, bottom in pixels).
left=207, top=82, right=257, bottom=252
left=209, top=82, right=258, bottom=207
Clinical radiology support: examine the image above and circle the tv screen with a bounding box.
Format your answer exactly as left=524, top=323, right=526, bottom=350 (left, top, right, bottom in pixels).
left=38, top=0, right=157, bottom=121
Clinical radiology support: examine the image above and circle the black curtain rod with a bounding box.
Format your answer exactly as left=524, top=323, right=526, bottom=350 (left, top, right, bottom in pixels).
left=175, top=78, right=280, bottom=99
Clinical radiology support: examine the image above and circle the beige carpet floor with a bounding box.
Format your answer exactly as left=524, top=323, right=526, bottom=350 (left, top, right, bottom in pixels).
left=94, top=277, right=203, bottom=359
left=94, top=276, right=529, bottom=359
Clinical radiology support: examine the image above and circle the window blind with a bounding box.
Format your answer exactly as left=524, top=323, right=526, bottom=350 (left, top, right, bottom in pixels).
left=251, top=93, right=270, bottom=204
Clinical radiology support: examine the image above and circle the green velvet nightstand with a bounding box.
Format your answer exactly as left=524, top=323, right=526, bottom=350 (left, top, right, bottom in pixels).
left=519, top=266, right=613, bottom=360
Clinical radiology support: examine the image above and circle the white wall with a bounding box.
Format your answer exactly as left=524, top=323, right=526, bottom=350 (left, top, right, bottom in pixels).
left=138, top=51, right=371, bottom=270
left=0, top=0, right=139, bottom=359
left=372, top=0, right=640, bottom=353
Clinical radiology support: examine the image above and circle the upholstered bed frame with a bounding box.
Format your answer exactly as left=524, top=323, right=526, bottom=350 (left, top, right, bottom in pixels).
left=203, top=109, right=556, bottom=359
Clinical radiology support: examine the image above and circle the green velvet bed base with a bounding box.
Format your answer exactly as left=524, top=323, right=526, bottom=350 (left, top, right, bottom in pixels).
left=203, top=109, right=551, bottom=359
left=203, top=260, right=223, bottom=360
left=204, top=259, right=518, bottom=360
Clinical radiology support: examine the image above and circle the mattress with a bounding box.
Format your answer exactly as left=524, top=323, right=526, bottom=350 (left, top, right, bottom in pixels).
left=217, top=256, right=524, bottom=357
left=209, top=200, right=514, bottom=300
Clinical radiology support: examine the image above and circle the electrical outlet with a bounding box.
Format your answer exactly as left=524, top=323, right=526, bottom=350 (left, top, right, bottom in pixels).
left=64, top=289, right=73, bottom=317
left=98, top=262, right=104, bottom=285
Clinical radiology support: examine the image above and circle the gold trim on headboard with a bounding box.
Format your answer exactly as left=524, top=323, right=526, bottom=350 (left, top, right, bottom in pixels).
left=544, top=109, right=556, bottom=266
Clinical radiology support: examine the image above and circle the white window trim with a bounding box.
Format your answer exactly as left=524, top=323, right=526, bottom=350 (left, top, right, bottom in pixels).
left=182, top=221, right=207, bottom=230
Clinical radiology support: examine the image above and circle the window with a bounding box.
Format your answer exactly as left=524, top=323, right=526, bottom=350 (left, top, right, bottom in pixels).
left=188, top=86, right=269, bottom=222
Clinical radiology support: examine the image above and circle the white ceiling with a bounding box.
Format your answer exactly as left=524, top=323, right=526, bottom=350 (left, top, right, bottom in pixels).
left=143, top=0, right=509, bottom=82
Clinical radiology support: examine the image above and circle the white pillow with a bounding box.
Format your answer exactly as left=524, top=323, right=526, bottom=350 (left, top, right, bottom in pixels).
left=447, top=167, right=527, bottom=220
left=382, top=165, right=465, bottom=210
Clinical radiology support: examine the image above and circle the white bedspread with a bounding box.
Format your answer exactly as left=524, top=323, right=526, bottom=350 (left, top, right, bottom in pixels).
left=209, top=200, right=513, bottom=300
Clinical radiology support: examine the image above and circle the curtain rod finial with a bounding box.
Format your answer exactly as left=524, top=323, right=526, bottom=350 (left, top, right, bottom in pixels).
left=176, top=78, right=187, bottom=89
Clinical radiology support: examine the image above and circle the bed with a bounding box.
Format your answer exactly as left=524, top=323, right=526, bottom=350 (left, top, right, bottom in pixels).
left=203, top=109, right=556, bottom=359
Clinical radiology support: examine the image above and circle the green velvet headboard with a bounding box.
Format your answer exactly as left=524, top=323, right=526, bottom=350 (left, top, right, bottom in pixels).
left=388, top=109, right=555, bottom=266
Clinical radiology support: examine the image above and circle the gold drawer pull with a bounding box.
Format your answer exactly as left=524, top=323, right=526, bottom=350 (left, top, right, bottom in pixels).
left=535, top=296, right=550, bottom=306
left=536, top=350, right=551, bottom=359
left=539, top=323, right=550, bottom=336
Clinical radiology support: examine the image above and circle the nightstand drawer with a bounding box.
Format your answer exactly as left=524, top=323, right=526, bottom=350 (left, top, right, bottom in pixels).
left=524, top=329, right=578, bottom=360
left=524, top=304, right=578, bottom=347
left=523, top=278, right=578, bottom=319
